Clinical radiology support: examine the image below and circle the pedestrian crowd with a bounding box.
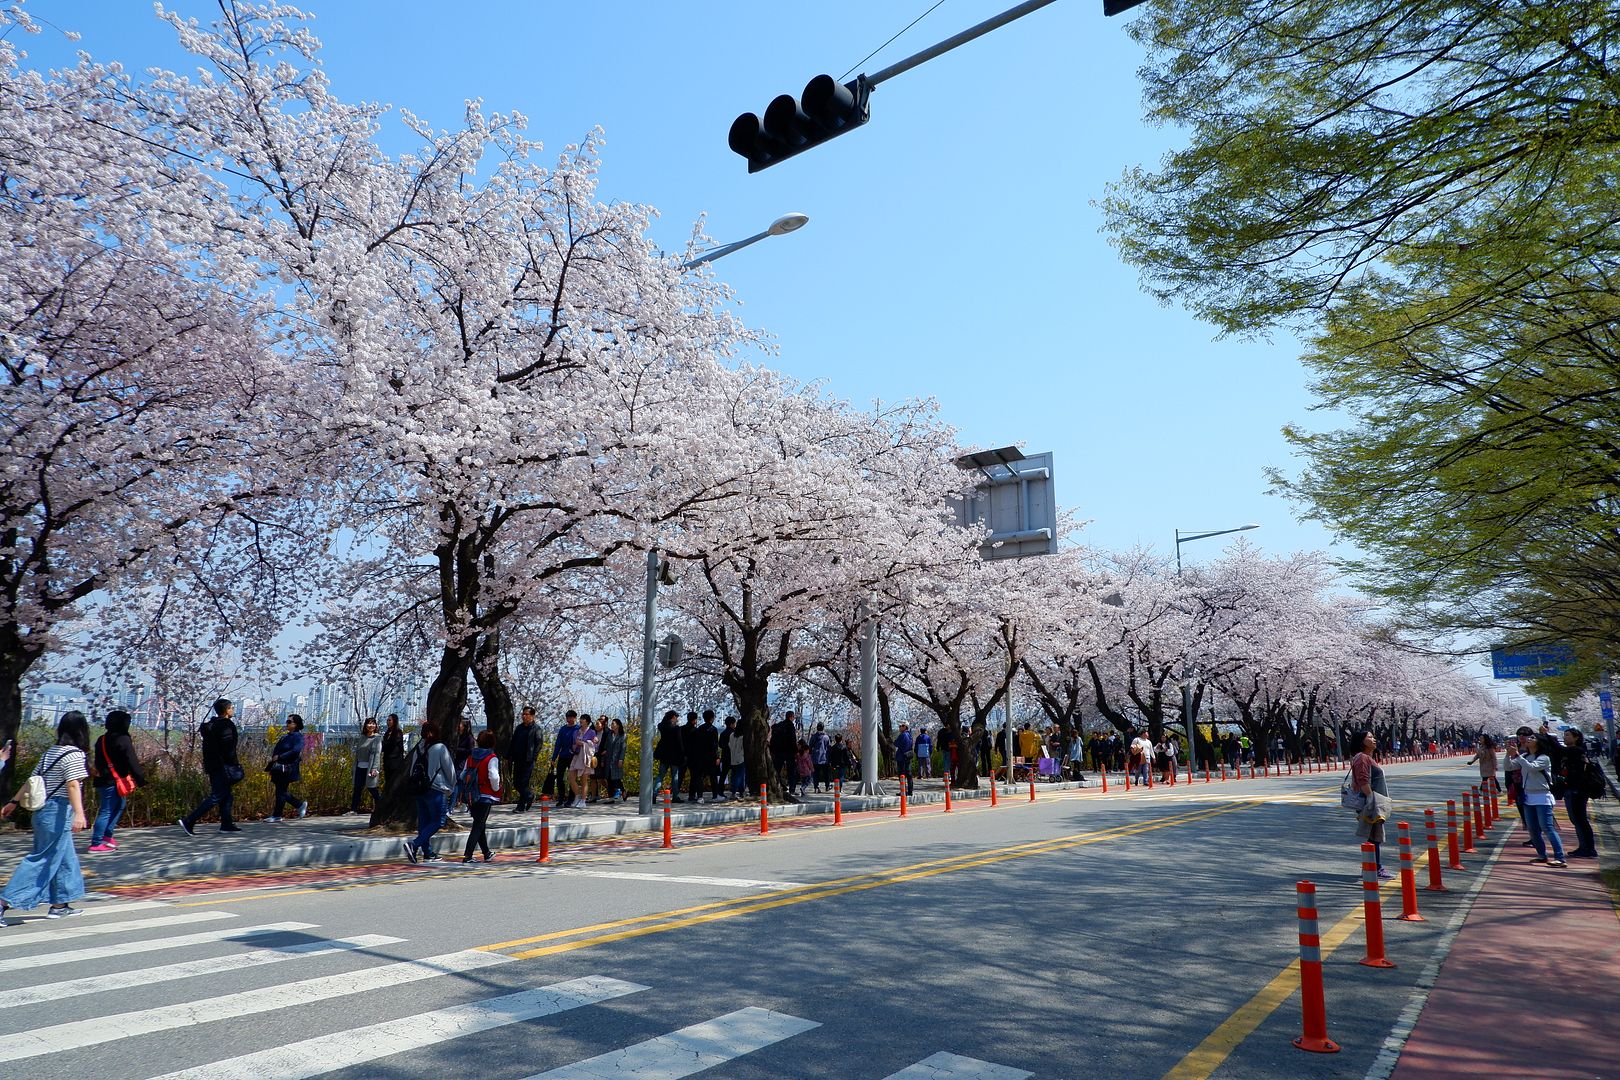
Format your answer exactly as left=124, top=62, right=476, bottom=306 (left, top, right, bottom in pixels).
left=1343, top=723, right=1606, bottom=877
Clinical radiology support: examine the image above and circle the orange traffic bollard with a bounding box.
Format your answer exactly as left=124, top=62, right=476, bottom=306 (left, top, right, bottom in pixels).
left=1424, top=808, right=1447, bottom=892
left=990, top=769, right=999, bottom=805
left=1471, top=785, right=1485, bottom=836
left=1490, top=784, right=1501, bottom=822
left=760, top=785, right=769, bottom=834
left=1124, top=765, right=1131, bottom=792
left=1250, top=762, right=1257, bottom=780
left=1097, top=765, right=1104, bottom=794
left=834, top=778, right=843, bottom=824
left=1292, top=881, right=1340, bottom=1054
left=1360, top=843, right=1397, bottom=968
left=662, top=787, right=673, bottom=849
left=1446, top=799, right=1465, bottom=871
left=1461, top=791, right=1476, bottom=853
left=944, top=775, right=953, bottom=812
left=1220, top=762, right=1227, bottom=782
left=535, top=796, right=551, bottom=863
left=899, top=781, right=908, bottom=818
left=1396, top=821, right=1423, bottom=921
left=1029, top=774, right=1036, bottom=802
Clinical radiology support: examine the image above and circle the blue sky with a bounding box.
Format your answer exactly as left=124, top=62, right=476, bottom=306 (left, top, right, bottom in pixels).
left=22, top=0, right=1344, bottom=568
left=19, top=1, right=1531, bottom=706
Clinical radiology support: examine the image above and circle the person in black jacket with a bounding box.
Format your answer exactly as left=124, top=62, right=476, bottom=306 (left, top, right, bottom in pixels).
left=675, top=712, right=700, bottom=802
left=508, top=705, right=542, bottom=812
left=688, top=710, right=721, bottom=803
left=770, top=711, right=799, bottom=802
left=179, top=698, right=242, bottom=835
left=653, top=711, right=683, bottom=799
left=88, top=710, right=146, bottom=853
left=266, top=715, right=308, bottom=822
left=381, top=713, right=407, bottom=804
left=1560, top=729, right=1599, bottom=858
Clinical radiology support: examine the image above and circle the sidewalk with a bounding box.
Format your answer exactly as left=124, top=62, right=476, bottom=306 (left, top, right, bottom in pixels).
left=0, top=775, right=1093, bottom=885
left=1388, top=776, right=1620, bottom=1080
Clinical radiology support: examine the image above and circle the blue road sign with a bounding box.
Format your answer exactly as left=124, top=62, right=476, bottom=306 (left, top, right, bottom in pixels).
left=1600, top=690, right=1614, bottom=723
left=1490, top=643, right=1576, bottom=680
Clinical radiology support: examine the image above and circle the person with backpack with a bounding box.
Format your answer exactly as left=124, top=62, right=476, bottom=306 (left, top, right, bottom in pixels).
left=179, top=698, right=243, bottom=835
left=459, top=730, right=502, bottom=863
left=1505, top=732, right=1567, bottom=868
left=265, top=715, right=309, bottom=822
left=1, top=712, right=92, bottom=923
left=1558, top=729, right=1600, bottom=859
left=402, top=720, right=456, bottom=863
left=88, top=709, right=145, bottom=853
left=911, top=727, right=932, bottom=782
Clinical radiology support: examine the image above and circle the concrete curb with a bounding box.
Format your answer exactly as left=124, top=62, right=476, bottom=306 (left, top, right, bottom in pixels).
left=82, top=778, right=1096, bottom=884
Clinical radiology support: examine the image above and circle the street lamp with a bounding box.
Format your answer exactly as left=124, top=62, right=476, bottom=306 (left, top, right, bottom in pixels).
left=1174, top=523, right=1259, bottom=774
left=637, top=213, right=811, bottom=816
left=681, top=213, right=810, bottom=268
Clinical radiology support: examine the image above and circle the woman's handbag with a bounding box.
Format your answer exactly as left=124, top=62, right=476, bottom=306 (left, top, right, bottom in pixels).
left=99, top=736, right=137, bottom=797
left=1339, top=770, right=1366, bottom=811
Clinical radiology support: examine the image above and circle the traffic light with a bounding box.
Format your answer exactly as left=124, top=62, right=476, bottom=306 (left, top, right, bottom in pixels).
left=1103, top=0, right=1148, bottom=13
left=728, top=74, right=871, bottom=173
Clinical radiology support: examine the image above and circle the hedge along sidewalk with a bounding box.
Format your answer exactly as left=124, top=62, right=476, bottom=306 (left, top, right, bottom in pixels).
left=0, top=777, right=1097, bottom=886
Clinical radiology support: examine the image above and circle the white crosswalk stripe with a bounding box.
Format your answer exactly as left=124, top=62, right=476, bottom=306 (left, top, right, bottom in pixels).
left=0, top=909, right=234, bottom=950
left=152, top=975, right=649, bottom=1080
left=0, top=947, right=510, bottom=1061
left=0, top=921, right=316, bottom=974
left=524, top=1007, right=819, bottom=1079
left=881, top=1051, right=1033, bottom=1079
left=0, top=933, right=402, bottom=1011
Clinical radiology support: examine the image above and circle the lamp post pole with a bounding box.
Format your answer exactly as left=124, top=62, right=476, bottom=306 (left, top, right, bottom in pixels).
left=636, top=213, right=811, bottom=817
left=1175, top=524, right=1259, bottom=777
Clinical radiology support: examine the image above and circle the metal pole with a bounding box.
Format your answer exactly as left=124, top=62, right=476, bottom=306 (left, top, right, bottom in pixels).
left=637, top=549, right=660, bottom=816
left=858, top=603, right=880, bottom=795
left=866, top=0, right=1061, bottom=87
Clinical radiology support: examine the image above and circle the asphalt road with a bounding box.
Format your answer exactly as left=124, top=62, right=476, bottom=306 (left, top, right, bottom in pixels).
left=0, top=760, right=1506, bottom=1080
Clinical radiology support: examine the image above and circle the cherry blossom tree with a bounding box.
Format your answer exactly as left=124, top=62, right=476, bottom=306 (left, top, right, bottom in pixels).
left=0, top=8, right=307, bottom=783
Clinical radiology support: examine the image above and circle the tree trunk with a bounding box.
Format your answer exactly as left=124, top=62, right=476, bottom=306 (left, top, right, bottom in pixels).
left=0, top=633, right=42, bottom=796
left=368, top=641, right=471, bottom=829
left=472, top=630, right=516, bottom=752
left=727, top=675, right=779, bottom=802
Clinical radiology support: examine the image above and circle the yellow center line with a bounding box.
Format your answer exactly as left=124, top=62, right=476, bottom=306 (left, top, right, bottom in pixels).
left=499, top=803, right=1255, bottom=960
left=1162, top=843, right=1452, bottom=1080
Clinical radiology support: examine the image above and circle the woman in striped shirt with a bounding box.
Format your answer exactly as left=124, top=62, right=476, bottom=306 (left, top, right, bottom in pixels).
left=1, top=711, right=91, bottom=923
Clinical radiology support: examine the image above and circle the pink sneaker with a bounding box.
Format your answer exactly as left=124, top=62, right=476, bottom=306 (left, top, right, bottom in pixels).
left=105, top=838, right=117, bottom=849
left=87, top=842, right=114, bottom=853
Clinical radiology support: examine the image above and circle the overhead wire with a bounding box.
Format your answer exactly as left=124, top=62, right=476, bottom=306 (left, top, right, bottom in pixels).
left=838, top=0, right=951, bottom=82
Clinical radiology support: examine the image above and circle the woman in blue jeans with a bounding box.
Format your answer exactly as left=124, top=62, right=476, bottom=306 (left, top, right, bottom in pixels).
left=1505, top=732, right=1566, bottom=867
left=1, top=712, right=92, bottom=923
left=89, top=709, right=145, bottom=852
left=403, top=720, right=456, bottom=863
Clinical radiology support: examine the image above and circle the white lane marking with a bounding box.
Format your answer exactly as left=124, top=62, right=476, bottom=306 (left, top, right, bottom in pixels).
left=521, top=869, right=805, bottom=890
left=0, top=934, right=402, bottom=1010
left=45, top=898, right=171, bottom=917
left=0, top=921, right=317, bottom=974
left=151, top=975, right=649, bottom=1080
left=0, top=910, right=235, bottom=949
left=524, top=1006, right=819, bottom=1079
left=0, top=948, right=510, bottom=1061
left=881, top=1051, right=1034, bottom=1080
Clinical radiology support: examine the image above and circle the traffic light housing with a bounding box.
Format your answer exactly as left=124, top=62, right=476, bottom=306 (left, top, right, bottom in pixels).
left=729, top=74, right=871, bottom=173
left=1102, top=0, right=1148, bottom=13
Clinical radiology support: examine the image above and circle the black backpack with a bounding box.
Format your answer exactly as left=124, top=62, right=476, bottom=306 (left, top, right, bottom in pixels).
left=409, top=743, right=434, bottom=795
